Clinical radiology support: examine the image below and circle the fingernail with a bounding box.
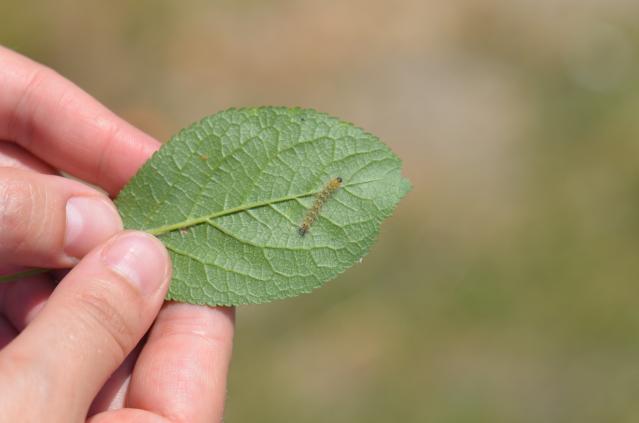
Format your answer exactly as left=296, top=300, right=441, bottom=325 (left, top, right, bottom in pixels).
left=65, top=196, right=122, bottom=259
left=101, top=232, right=169, bottom=295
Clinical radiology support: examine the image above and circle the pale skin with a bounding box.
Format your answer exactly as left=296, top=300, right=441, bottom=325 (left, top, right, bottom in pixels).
left=0, top=46, right=234, bottom=422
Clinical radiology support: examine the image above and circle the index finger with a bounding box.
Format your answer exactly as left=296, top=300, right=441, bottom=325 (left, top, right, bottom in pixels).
left=127, top=303, right=235, bottom=423
left=0, top=46, right=160, bottom=195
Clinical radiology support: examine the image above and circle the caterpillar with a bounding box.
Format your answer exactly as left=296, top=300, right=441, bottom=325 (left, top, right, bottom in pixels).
left=298, top=177, right=343, bottom=236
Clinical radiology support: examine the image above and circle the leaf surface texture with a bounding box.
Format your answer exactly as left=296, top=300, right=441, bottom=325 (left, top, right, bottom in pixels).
left=116, top=107, right=410, bottom=305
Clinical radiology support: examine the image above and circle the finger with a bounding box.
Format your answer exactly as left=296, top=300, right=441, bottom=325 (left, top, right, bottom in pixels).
left=0, top=274, right=53, bottom=330
left=0, top=231, right=171, bottom=420
left=0, top=168, right=122, bottom=267
left=89, top=344, right=142, bottom=415
left=0, top=140, right=57, bottom=174
left=128, top=303, right=235, bottom=423
left=88, top=408, right=169, bottom=423
left=0, top=46, right=160, bottom=195
left=0, top=315, right=17, bottom=349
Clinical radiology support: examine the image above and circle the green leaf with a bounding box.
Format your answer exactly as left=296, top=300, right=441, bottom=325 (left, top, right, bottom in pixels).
left=115, top=107, right=410, bottom=305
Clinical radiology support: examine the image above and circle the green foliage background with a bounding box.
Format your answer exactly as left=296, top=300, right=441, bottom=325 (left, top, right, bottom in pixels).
left=3, top=1, right=639, bottom=421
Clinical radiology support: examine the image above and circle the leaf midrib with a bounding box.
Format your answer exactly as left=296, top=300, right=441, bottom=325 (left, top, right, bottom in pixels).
left=146, top=190, right=315, bottom=236
left=144, top=179, right=375, bottom=236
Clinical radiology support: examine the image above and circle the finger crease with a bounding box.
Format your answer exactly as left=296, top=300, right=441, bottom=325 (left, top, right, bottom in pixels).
left=6, top=67, right=50, bottom=149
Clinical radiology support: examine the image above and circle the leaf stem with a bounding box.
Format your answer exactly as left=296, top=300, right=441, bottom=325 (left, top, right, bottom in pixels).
left=0, top=268, right=49, bottom=284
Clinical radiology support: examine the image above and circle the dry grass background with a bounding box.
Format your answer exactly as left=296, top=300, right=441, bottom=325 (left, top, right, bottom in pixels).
left=3, top=0, right=639, bottom=421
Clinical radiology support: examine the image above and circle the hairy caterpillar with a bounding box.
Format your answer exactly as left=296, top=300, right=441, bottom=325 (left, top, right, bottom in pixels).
left=298, top=177, right=343, bottom=236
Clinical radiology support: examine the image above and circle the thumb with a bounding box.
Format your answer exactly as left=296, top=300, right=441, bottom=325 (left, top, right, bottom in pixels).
left=0, top=231, right=171, bottom=421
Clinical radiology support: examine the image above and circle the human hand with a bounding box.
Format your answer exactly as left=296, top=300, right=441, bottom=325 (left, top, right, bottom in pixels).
left=0, top=46, right=234, bottom=422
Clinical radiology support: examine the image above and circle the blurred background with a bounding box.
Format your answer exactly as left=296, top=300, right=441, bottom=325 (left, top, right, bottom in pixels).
left=3, top=0, right=639, bottom=421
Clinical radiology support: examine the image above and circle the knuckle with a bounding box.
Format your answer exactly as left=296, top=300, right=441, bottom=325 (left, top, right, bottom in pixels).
left=0, top=176, right=40, bottom=253
left=95, top=120, right=120, bottom=186
left=155, top=307, right=234, bottom=350
left=0, top=348, right=33, bottom=379
left=0, top=350, right=51, bottom=417
left=7, top=66, right=55, bottom=146
left=74, top=286, right=135, bottom=360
